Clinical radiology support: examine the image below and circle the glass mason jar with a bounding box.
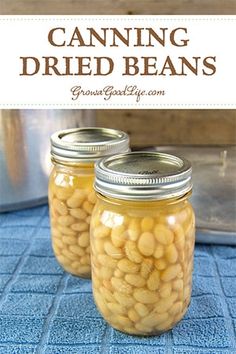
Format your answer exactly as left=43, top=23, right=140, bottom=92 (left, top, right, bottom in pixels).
left=48, top=127, right=130, bottom=278
left=91, top=152, right=195, bottom=335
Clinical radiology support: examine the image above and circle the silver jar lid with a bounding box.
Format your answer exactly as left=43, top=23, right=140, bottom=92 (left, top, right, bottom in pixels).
left=51, top=127, right=130, bottom=163
left=95, top=151, right=192, bottom=200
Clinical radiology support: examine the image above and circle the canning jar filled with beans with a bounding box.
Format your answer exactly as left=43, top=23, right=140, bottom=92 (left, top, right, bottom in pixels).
left=48, top=128, right=130, bottom=278
left=91, top=151, right=195, bottom=335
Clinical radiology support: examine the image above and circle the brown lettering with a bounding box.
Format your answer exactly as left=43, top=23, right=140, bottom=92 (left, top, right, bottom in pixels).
left=42, top=57, right=61, bottom=75
left=94, top=57, right=114, bottom=75
left=180, top=56, right=200, bottom=75
left=170, top=28, right=189, bottom=47
left=140, top=57, right=157, bottom=75
left=122, top=57, right=139, bottom=75
left=111, top=28, right=131, bottom=47
left=48, top=27, right=65, bottom=47
left=202, top=56, right=216, bottom=75
left=159, top=56, right=177, bottom=76
left=75, top=57, right=92, bottom=75
left=20, top=57, right=40, bottom=76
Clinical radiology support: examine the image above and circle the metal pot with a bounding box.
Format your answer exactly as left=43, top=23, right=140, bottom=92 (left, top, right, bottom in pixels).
left=141, top=145, right=236, bottom=245
left=0, top=109, right=95, bottom=212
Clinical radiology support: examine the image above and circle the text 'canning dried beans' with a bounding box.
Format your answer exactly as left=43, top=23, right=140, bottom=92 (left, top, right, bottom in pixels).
left=91, top=151, right=195, bottom=335
left=48, top=127, right=129, bottom=278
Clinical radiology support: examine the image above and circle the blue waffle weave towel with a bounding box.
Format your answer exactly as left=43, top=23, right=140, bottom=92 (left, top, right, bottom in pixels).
left=0, top=206, right=235, bottom=354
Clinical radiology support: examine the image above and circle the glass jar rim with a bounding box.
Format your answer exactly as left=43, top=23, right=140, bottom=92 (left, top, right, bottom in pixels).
left=95, top=190, right=192, bottom=206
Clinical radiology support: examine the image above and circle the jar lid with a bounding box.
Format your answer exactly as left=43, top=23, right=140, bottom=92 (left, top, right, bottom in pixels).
left=51, top=127, right=130, bottom=163
left=95, top=151, right=192, bottom=200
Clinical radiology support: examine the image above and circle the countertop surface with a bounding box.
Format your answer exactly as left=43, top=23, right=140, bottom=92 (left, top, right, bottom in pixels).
left=0, top=205, right=235, bottom=354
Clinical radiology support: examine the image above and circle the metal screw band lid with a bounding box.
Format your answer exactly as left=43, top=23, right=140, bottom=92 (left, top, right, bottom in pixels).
left=95, top=151, right=192, bottom=200
left=51, top=127, right=130, bottom=163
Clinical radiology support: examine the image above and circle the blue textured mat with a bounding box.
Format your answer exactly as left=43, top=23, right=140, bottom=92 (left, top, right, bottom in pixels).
left=0, top=205, right=235, bottom=354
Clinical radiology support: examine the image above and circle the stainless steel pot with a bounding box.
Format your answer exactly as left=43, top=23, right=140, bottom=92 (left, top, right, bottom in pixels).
left=141, top=145, right=236, bottom=245
left=0, top=109, right=95, bottom=212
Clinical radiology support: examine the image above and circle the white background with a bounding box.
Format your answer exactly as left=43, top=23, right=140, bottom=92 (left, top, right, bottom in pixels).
left=0, top=15, right=235, bottom=108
